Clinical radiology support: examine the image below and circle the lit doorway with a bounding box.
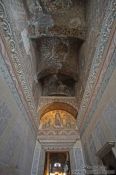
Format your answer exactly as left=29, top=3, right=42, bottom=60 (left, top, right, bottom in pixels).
left=44, top=152, right=71, bottom=175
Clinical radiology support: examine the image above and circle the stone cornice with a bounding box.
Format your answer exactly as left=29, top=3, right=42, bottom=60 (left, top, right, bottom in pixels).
left=38, top=128, right=80, bottom=150
left=38, top=96, right=78, bottom=111
left=28, top=24, right=86, bottom=40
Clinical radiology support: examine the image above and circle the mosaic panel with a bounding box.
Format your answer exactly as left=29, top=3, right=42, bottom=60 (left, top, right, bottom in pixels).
left=39, top=110, right=77, bottom=129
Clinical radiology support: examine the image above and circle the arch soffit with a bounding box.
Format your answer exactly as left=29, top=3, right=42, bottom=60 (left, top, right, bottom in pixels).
left=38, top=102, right=78, bottom=120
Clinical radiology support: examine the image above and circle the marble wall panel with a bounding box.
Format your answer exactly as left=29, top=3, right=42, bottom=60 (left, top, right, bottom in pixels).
left=103, top=100, right=116, bottom=139
left=81, top=69, right=116, bottom=168
left=0, top=60, right=36, bottom=175
left=0, top=101, right=12, bottom=136
left=82, top=143, right=91, bottom=166
left=88, top=134, right=98, bottom=165
left=37, top=149, right=45, bottom=175
left=92, top=121, right=107, bottom=151
left=31, top=141, right=41, bottom=175
left=71, top=141, right=85, bottom=175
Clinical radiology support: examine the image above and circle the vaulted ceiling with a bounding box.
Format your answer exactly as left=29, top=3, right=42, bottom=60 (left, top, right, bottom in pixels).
left=23, top=0, right=86, bottom=101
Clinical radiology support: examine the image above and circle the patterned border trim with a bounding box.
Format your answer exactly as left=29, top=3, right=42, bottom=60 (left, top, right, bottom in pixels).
left=81, top=47, right=116, bottom=135
left=0, top=0, right=37, bottom=119
left=78, top=1, right=116, bottom=131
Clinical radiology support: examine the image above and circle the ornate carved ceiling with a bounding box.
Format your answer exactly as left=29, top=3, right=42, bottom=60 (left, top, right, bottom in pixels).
left=34, top=36, right=82, bottom=98
left=35, top=37, right=81, bottom=97
left=27, top=0, right=86, bottom=39
left=23, top=0, right=86, bottom=140
left=37, top=37, right=80, bottom=79
left=40, top=0, right=73, bottom=13
left=23, top=0, right=86, bottom=99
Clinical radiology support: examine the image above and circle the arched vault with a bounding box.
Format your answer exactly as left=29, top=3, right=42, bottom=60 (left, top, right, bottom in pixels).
left=38, top=102, right=78, bottom=121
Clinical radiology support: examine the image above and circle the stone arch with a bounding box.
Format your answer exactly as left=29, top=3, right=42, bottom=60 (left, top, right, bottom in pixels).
left=38, top=102, right=78, bottom=120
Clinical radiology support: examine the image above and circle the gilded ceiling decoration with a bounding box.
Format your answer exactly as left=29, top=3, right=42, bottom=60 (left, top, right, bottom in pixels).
left=26, top=0, right=85, bottom=98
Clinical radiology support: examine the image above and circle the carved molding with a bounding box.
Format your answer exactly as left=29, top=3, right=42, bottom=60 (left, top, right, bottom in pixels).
left=38, top=129, right=79, bottom=137
left=38, top=96, right=78, bottom=112
left=29, top=24, right=86, bottom=40
left=38, top=128, right=80, bottom=150
left=42, top=146, right=71, bottom=151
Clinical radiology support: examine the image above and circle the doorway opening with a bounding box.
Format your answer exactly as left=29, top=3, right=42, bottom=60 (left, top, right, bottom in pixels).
left=44, top=151, right=71, bottom=175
